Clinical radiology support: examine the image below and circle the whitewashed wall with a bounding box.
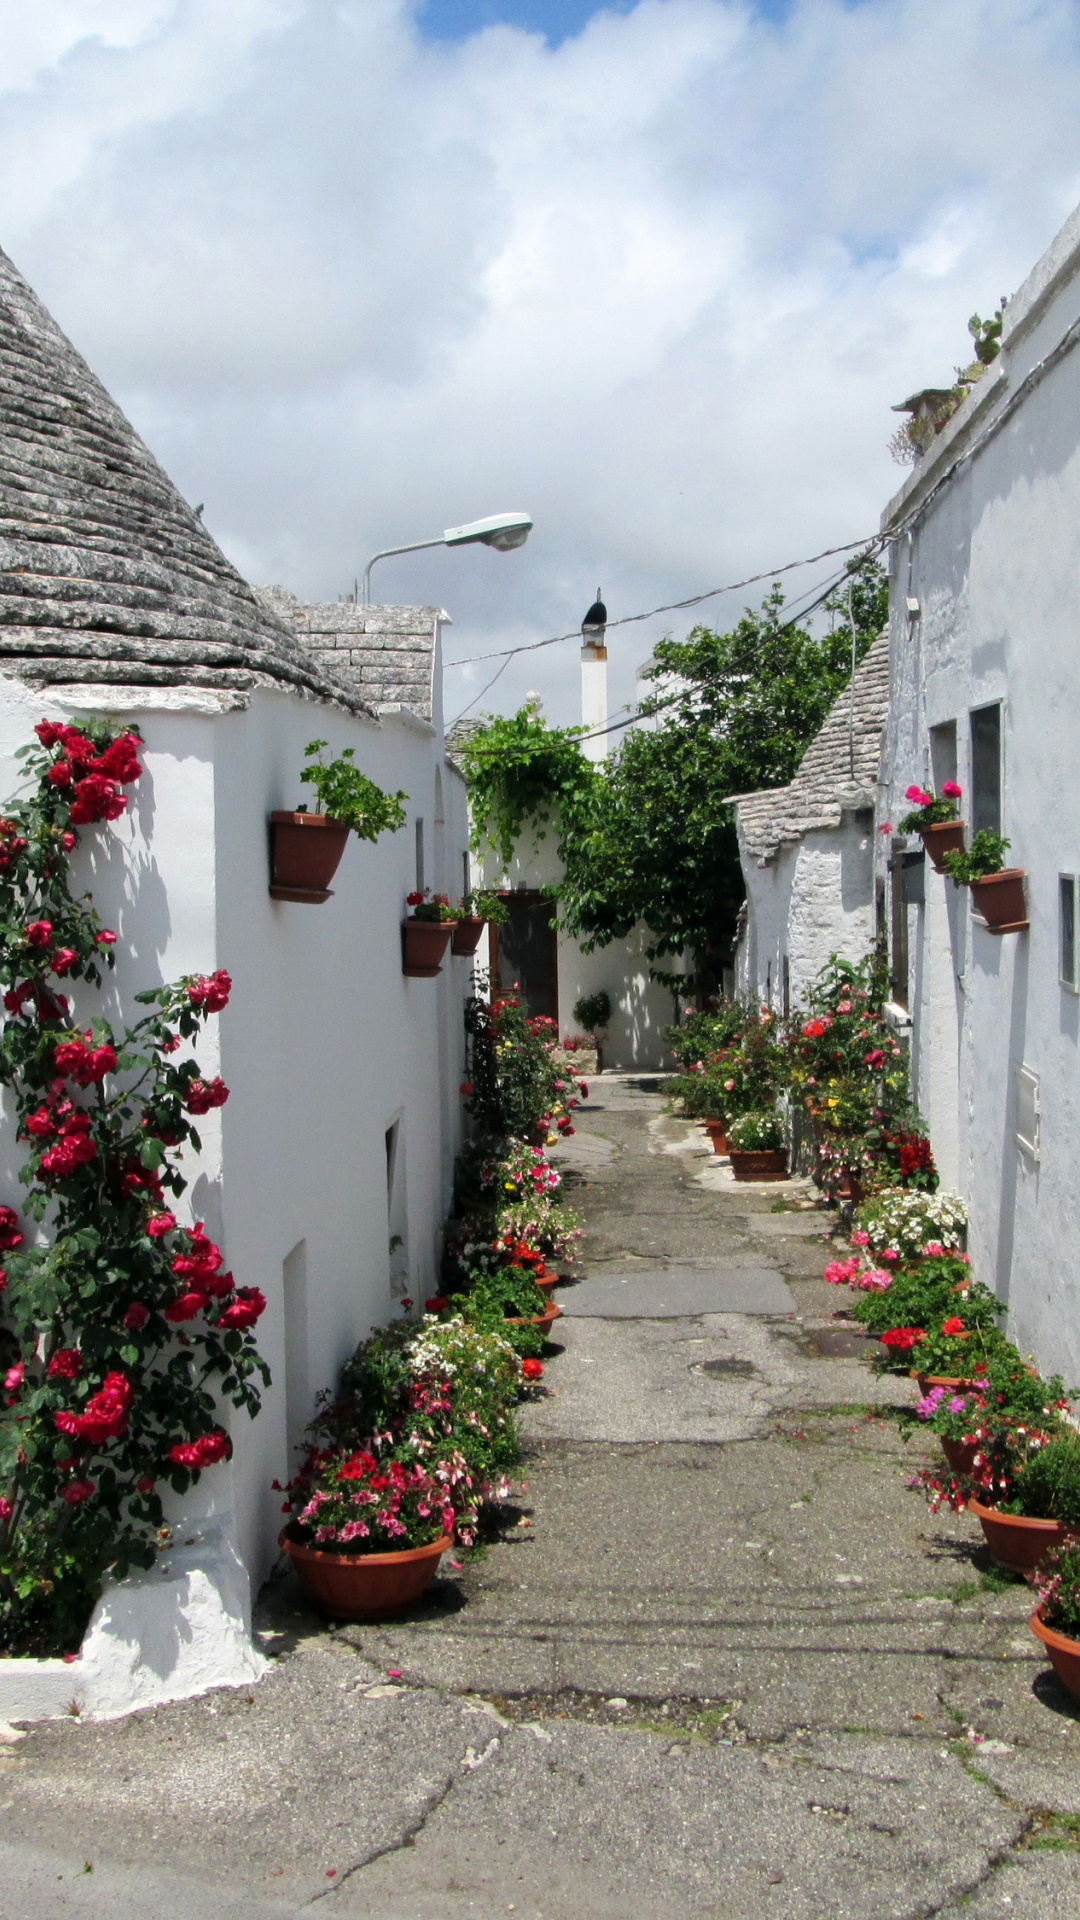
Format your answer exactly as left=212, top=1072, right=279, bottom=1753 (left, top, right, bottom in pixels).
left=879, top=200, right=1080, bottom=1384
left=476, top=824, right=687, bottom=1070
left=735, top=819, right=876, bottom=1013
left=0, top=676, right=470, bottom=1596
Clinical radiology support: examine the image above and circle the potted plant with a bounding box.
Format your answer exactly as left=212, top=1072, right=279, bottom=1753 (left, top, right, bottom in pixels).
left=451, top=888, right=508, bottom=958
left=968, top=1426, right=1080, bottom=1574
left=279, top=1437, right=454, bottom=1620
left=942, top=831, right=1027, bottom=933
left=1030, top=1541, right=1080, bottom=1702
left=403, top=891, right=458, bottom=976
left=572, top=989, right=612, bottom=1072
left=270, top=740, right=406, bottom=903
left=898, top=781, right=965, bottom=871
left=727, top=1110, right=788, bottom=1181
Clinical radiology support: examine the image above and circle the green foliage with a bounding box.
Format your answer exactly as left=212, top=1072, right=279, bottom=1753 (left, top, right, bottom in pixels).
left=459, top=701, right=599, bottom=869
left=942, top=831, right=1010, bottom=884
left=1013, top=1433, right=1080, bottom=1524
left=464, top=888, right=509, bottom=926
left=898, top=789, right=961, bottom=832
left=572, top=990, right=611, bottom=1033
left=299, top=740, right=407, bottom=841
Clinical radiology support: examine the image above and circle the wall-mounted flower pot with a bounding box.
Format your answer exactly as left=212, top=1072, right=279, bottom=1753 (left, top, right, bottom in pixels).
left=919, top=820, right=966, bottom=871
left=269, top=812, right=349, bottom=903
left=451, top=916, right=486, bottom=957
left=970, top=868, right=1028, bottom=933
left=728, top=1148, right=788, bottom=1182
left=280, top=1525, right=450, bottom=1621
left=402, top=920, right=453, bottom=977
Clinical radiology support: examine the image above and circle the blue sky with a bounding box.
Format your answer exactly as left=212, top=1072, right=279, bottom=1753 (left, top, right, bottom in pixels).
left=418, top=0, right=790, bottom=39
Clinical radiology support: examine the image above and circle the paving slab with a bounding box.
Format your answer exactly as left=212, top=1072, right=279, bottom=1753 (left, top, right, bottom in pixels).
left=557, top=1265, right=795, bottom=1316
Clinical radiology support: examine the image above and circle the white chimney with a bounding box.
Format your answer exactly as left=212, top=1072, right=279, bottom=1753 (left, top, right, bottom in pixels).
left=580, top=588, right=608, bottom=764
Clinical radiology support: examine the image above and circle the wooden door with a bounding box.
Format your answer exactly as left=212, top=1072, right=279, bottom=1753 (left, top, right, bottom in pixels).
left=490, top=892, right=559, bottom=1024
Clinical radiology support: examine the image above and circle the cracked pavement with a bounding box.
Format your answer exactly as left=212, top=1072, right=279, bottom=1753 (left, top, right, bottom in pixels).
left=2, top=1075, right=1080, bottom=1919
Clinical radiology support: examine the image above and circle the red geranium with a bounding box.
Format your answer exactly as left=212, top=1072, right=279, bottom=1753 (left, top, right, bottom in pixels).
left=880, top=1326, right=925, bottom=1350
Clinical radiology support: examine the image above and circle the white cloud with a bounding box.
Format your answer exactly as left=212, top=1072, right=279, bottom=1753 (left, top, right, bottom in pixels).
left=2, top=0, right=1080, bottom=729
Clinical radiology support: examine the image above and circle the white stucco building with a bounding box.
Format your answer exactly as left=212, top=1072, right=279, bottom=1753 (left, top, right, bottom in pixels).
left=732, top=632, right=890, bottom=1012
left=878, top=200, right=1080, bottom=1385
left=0, top=244, right=471, bottom=1710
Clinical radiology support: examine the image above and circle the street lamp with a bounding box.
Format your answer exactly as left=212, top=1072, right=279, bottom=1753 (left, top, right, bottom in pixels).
left=362, top=511, right=533, bottom=604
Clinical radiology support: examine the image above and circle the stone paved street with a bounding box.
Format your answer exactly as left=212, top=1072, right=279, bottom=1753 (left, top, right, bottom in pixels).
left=2, top=1076, right=1080, bottom=1919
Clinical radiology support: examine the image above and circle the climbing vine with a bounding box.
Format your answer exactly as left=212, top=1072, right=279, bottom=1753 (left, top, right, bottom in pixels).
left=458, top=700, right=600, bottom=869
left=0, top=718, right=268, bottom=1655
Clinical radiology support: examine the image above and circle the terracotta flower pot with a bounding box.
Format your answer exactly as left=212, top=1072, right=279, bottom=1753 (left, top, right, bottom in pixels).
left=704, top=1118, right=729, bottom=1154
left=969, top=868, right=1028, bottom=933
left=968, top=1497, right=1075, bottom=1575
left=728, top=1148, right=788, bottom=1182
left=402, top=920, right=453, bottom=977
left=505, top=1300, right=562, bottom=1335
left=919, top=820, right=966, bottom=871
left=269, top=812, right=350, bottom=903
left=279, top=1525, right=451, bottom=1621
left=913, top=1372, right=978, bottom=1396
left=941, top=1435, right=980, bottom=1477
left=450, top=917, right=486, bottom=957
left=1030, top=1605, right=1080, bottom=1704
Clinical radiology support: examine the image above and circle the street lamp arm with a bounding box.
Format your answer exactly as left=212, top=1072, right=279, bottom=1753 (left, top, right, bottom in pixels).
left=362, top=537, right=446, bottom=605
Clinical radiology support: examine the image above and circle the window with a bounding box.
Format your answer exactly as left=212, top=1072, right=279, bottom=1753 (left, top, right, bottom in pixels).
left=929, top=720, right=957, bottom=795
left=970, top=704, right=1002, bottom=836
left=414, top=818, right=425, bottom=893
left=1061, top=876, right=1078, bottom=990
left=890, top=841, right=908, bottom=1007
left=1015, top=1065, right=1040, bottom=1160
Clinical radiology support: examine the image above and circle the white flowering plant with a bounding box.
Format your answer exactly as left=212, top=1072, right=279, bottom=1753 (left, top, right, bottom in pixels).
left=852, top=1187, right=967, bottom=1264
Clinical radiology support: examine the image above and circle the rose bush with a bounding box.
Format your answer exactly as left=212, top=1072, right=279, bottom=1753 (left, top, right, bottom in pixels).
left=0, top=719, right=268, bottom=1654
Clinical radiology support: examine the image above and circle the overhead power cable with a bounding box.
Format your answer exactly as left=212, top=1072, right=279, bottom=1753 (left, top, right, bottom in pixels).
left=442, top=531, right=879, bottom=674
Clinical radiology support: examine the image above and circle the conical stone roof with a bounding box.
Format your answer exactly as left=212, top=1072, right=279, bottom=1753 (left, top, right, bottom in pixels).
left=0, top=246, right=373, bottom=712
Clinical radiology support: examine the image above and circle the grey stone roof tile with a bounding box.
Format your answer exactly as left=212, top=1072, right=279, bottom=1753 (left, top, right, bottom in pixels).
left=734, top=630, right=890, bottom=866
left=257, top=586, right=442, bottom=721
left=0, top=245, right=375, bottom=715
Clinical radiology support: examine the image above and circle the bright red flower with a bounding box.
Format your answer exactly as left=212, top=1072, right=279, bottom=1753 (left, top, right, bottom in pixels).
left=4, top=1361, right=23, bottom=1393
left=94, top=929, right=117, bottom=946
left=48, top=1348, right=82, bottom=1379
left=25, top=920, right=52, bottom=947
left=218, top=1287, right=266, bottom=1330
left=521, top=1358, right=544, bottom=1379
left=61, top=1479, right=96, bottom=1504
left=183, top=1076, right=229, bottom=1115
left=55, top=1371, right=132, bottom=1444
left=50, top=948, right=78, bottom=976
left=164, top=1290, right=207, bottom=1323
left=54, top=1036, right=117, bottom=1085
left=940, top=1316, right=967, bottom=1336
left=187, top=969, right=231, bottom=1013
left=69, top=774, right=126, bottom=824
left=169, top=1429, right=228, bottom=1469
left=122, top=1302, right=149, bottom=1331
left=425, top=1295, right=449, bottom=1313
left=880, top=1326, right=925, bottom=1349
left=145, top=1211, right=176, bottom=1238
left=0, top=1207, right=23, bottom=1251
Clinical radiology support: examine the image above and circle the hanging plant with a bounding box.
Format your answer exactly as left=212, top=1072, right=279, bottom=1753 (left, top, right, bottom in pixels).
left=0, top=718, right=269, bottom=1655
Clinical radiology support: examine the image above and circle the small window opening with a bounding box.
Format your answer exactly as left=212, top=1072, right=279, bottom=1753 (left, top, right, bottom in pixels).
left=1061, top=875, right=1078, bottom=991
left=414, top=819, right=425, bottom=894
left=970, top=704, right=1002, bottom=836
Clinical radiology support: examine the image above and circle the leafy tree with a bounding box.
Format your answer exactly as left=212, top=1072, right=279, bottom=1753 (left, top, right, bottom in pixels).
left=458, top=702, right=599, bottom=868
left=559, top=563, right=888, bottom=986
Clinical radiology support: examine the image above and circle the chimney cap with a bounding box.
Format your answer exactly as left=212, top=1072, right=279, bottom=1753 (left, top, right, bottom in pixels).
left=582, top=589, right=607, bottom=634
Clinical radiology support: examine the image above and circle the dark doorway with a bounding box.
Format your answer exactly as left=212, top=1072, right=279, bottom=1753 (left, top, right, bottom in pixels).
left=491, top=892, right=559, bottom=1023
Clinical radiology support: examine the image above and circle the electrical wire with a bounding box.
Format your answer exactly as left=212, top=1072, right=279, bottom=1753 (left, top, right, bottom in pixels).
left=442, top=531, right=879, bottom=674
left=568, top=543, right=885, bottom=746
